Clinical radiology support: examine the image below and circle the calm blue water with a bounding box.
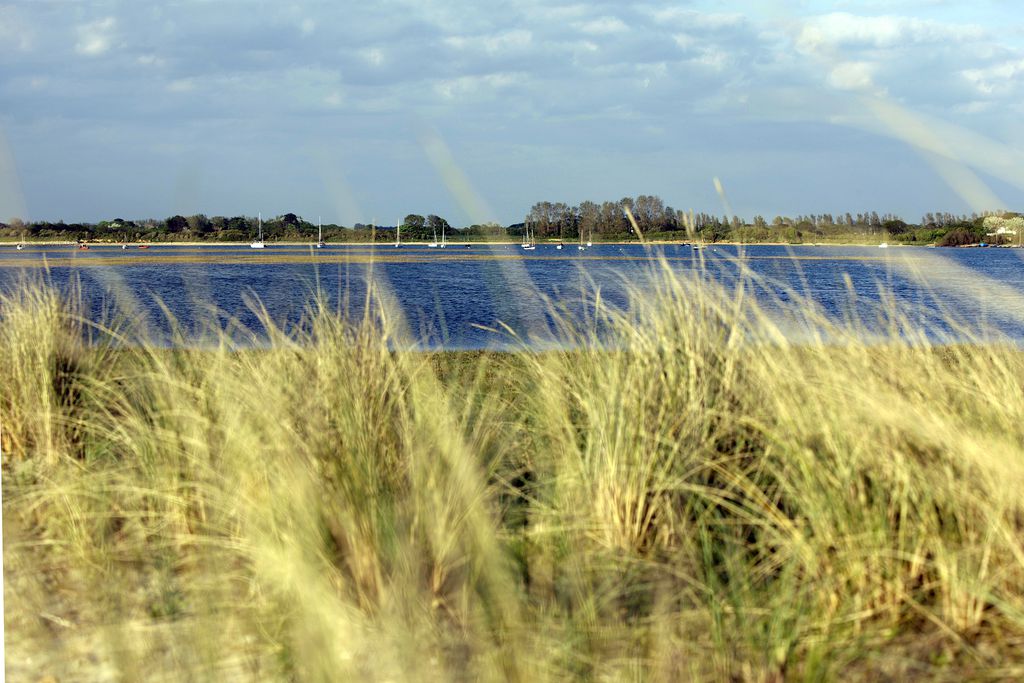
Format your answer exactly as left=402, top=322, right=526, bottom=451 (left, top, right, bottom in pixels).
left=2, top=243, right=1023, bottom=348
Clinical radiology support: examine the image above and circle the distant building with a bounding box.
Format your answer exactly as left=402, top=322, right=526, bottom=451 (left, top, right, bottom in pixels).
left=983, top=214, right=1023, bottom=237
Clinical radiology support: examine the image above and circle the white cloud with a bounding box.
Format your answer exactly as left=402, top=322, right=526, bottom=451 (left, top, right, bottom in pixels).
left=827, top=61, right=878, bottom=92
left=434, top=72, right=522, bottom=99
left=361, top=47, right=384, bottom=66
left=962, top=59, right=1024, bottom=97
left=75, top=17, right=117, bottom=56
left=693, top=48, right=729, bottom=71
left=444, top=30, right=532, bottom=54
left=575, top=16, right=628, bottom=36
left=797, top=12, right=985, bottom=53
left=673, top=33, right=696, bottom=50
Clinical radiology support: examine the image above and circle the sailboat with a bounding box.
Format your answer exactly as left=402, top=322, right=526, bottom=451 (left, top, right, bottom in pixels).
left=578, top=225, right=586, bottom=251
left=586, top=224, right=593, bottom=247
left=440, top=220, right=446, bottom=249
left=251, top=213, right=265, bottom=249
left=521, top=220, right=536, bottom=250
left=395, top=218, right=401, bottom=247
left=317, top=216, right=325, bottom=248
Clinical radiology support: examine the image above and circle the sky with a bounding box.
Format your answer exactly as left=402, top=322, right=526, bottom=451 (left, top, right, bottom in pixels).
left=1, top=0, right=1023, bottom=226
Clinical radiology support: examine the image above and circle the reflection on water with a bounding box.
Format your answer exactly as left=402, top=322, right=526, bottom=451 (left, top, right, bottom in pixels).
left=1, top=243, right=1022, bottom=349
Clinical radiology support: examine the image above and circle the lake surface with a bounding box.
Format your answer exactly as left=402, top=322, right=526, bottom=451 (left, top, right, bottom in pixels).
left=2, top=243, right=1023, bottom=348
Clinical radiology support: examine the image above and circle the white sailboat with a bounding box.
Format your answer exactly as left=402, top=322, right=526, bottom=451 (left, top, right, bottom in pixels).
left=316, top=216, right=325, bottom=248
left=578, top=225, right=585, bottom=251
left=521, top=220, right=536, bottom=250
left=250, top=212, right=265, bottom=249
left=440, top=219, right=446, bottom=249
left=395, top=218, right=401, bottom=247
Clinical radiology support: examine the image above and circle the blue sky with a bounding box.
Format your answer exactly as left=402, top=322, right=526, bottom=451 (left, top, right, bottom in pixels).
left=1, top=0, right=1022, bottom=226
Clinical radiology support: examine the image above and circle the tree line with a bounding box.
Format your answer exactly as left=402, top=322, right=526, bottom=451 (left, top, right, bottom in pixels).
left=0, top=212, right=513, bottom=244
left=2, top=197, right=1020, bottom=246
left=522, top=197, right=1022, bottom=246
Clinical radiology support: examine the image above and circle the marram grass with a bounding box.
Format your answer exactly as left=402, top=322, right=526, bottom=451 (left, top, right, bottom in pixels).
left=3, top=264, right=1024, bottom=682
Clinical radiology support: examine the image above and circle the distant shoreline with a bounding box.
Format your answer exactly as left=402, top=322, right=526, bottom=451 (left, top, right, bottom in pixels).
left=1, top=240, right=1019, bottom=249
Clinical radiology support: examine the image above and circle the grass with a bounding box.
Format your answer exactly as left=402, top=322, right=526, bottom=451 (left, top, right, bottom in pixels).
left=4, top=257, right=1024, bottom=681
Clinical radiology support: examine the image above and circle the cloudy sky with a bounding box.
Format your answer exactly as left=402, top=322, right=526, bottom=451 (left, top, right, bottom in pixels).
left=1, top=0, right=1023, bottom=226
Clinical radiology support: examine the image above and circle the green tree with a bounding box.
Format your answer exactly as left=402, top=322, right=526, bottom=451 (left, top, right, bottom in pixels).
left=166, top=215, right=188, bottom=233
left=187, top=214, right=211, bottom=235
left=426, top=215, right=449, bottom=236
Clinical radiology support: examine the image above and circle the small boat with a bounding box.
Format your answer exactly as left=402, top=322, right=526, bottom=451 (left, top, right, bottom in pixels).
left=316, top=216, right=325, bottom=248
left=521, top=221, right=536, bottom=250
left=138, top=245, right=150, bottom=249
left=121, top=244, right=128, bottom=250
left=16, top=243, right=24, bottom=251
left=428, top=226, right=439, bottom=248
left=251, top=212, right=266, bottom=249
left=78, top=244, right=89, bottom=250
left=556, top=242, right=563, bottom=250
left=878, top=242, right=888, bottom=249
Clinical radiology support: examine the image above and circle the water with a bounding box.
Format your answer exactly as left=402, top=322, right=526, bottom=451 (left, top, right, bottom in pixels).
left=2, top=243, right=1023, bottom=348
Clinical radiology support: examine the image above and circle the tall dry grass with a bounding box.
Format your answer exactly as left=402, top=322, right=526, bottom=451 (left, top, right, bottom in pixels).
left=3, top=260, right=1024, bottom=681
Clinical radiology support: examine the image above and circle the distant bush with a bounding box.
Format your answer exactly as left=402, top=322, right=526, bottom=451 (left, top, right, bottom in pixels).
left=938, top=229, right=979, bottom=246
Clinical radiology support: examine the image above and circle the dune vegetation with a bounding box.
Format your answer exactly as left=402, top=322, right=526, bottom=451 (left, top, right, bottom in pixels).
left=4, top=256, right=1024, bottom=681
